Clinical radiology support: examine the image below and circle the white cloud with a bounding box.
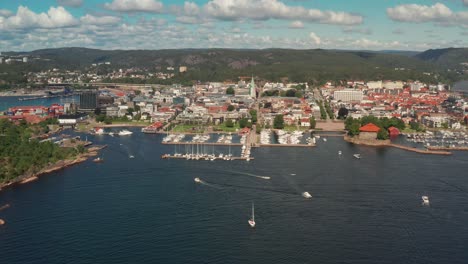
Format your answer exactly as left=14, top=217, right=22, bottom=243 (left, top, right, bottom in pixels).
left=387, top=3, right=468, bottom=27
left=387, top=3, right=452, bottom=23
left=309, top=32, right=321, bottom=45
left=200, top=0, right=362, bottom=25
left=289, top=20, right=304, bottom=28
left=80, top=14, right=121, bottom=25
left=0, top=9, right=13, bottom=17
left=57, top=0, right=83, bottom=8
left=104, top=0, right=164, bottom=13
left=0, top=6, right=77, bottom=30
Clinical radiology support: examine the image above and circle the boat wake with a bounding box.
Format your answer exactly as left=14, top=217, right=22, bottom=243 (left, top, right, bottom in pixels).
left=218, top=169, right=271, bottom=180
left=194, top=178, right=222, bottom=189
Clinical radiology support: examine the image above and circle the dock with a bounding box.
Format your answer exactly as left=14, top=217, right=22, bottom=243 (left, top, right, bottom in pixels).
left=260, top=143, right=315, bottom=147
left=427, top=146, right=468, bottom=151
left=161, top=154, right=253, bottom=161
left=390, top=144, right=452, bottom=155
left=162, top=142, right=243, bottom=146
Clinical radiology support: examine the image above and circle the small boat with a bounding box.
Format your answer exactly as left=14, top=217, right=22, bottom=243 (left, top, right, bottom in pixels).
left=338, top=150, right=342, bottom=155
left=129, top=155, right=135, bottom=159
left=323, top=138, right=327, bottom=142
left=93, top=157, right=103, bottom=163
left=118, top=129, right=133, bottom=136
left=353, top=154, right=361, bottom=159
left=194, top=177, right=201, bottom=183
left=422, top=196, right=430, bottom=205
left=302, top=192, right=312, bottom=199
left=290, top=173, right=296, bottom=176
left=248, top=203, right=256, bottom=228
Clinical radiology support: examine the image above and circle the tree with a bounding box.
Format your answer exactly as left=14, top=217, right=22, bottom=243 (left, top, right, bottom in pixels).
left=249, top=109, right=257, bottom=124
left=274, top=115, right=284, bottom=129
left=225, top=119, right=234, bottom=127
left=309, top=117, right=316, bottom=129
left=348, top=122, right=361, bottom=136
left=337, top=107, right=349, bottom=119
left=377, top=128, right=389, bottom=140
left=239, top=118, right=252, bottom=128
left=226, top=87, right=235, bottom=95
left=227, top=105, right=235, bottom=112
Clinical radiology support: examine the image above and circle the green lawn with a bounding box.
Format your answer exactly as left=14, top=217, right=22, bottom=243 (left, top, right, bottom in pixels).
left=171, top=124, right=205, bottom=133
left=212, top=123, right=240, bottom=132
left=282, top=125, right=309, bottom=132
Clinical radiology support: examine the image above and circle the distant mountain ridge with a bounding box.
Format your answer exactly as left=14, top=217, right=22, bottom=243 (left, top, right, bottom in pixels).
left=415, top=48, right=468, bottom=69
left=1, top=47, right=466, bottom=83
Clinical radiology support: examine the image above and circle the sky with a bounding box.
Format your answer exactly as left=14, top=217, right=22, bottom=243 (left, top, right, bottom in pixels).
left=1, top=0, right=468, bottom=51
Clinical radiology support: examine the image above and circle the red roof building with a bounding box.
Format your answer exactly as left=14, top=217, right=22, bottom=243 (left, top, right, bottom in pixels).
left=388, top=126, right=400, bottom=137
left=359, top=123, right=381, bottom=133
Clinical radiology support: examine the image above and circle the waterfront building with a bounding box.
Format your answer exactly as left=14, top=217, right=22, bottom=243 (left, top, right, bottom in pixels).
left=79, top=91, right=98, bottom=112
left=333, top=89, right=363, bottom=102
left=359, top=123, right=380, bottom=140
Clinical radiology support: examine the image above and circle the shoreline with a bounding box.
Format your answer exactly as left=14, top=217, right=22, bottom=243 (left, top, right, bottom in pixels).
left=0, top=145, right=107, bottom=192
left=344, top=136, right=452, bottom=155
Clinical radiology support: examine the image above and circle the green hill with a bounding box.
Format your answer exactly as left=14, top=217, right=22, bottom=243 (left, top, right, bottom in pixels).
left=2, top=47, right=465, bottom=84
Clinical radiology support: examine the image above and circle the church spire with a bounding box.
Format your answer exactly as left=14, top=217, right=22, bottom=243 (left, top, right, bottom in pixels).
left=250, top=75, right=256, bottom=98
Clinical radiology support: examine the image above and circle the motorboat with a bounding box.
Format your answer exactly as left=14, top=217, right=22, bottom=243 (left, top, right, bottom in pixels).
left=422, top=196, right=430, bottom=205
left=194, top=177, right=201, bottom=183
left=302, top=192, right=312, bottom=199
left=353, top=154, right=361, bottom=159
left=129, top=155, right=135, bottom=159
left=118, top=129, right=133, bottom=136
left=95, top=128, right=105, bottom=135
left=338, top=150, right=342, bottom=155
left=93, top=157, right=103, bottom=163
left=248, top=203, right=256, bottom=228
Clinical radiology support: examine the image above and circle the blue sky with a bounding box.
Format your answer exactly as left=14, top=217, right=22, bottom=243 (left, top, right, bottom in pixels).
left=1, top=0, right=468, bottom=51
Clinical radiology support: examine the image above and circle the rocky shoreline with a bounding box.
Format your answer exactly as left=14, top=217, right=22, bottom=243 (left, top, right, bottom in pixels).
left=0, top=145, right=107, bottom=192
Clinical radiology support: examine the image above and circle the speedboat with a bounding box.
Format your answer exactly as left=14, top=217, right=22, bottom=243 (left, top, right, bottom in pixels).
left=338, top=151, right=342, bottom=155
left=194, top=177, right=201, bottom=183
left=93, top=157, right=103, bottom=163
left=129, top=155, right=135, bottom=159
left=353, top=154, right=361, bottom=159
left=302, top=192, right=312, bottom=199
left=118, top=129, right=133, bottom=136
left=422, top=196, right=430, bottom=205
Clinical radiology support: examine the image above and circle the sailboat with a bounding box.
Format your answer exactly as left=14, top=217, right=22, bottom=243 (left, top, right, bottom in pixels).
left=248, top=203, right=256, bottom=228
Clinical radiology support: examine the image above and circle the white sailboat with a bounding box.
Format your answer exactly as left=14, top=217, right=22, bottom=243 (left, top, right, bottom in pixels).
left=248, top=203, right=256, bottom=228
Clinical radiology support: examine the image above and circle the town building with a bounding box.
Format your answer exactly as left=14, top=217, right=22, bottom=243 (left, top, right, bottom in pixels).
left=79, top=91, right=98, bottom=112
left=333, top=89, right=363, bottom=102
left=359, top=123, right=380, bottom=140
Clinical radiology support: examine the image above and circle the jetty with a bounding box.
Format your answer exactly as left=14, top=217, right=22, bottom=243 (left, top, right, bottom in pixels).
left=390, top=144, right=452, bottom=155
left=260, top=143, right=315, bottom=147
left=161, top=154, right=254, bottom=161
left=162, top=142, right=243, bottom=146
left=427, top=146, right=468, bottom=151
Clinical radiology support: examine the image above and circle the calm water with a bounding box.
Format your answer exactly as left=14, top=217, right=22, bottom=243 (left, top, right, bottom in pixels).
left=0, top=96, right=79, bottom=111
left=1, top=128, right=467, bottom=264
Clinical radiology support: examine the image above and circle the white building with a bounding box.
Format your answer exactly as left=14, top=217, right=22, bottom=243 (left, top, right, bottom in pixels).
left=333, top=89, right=363, bottom=102
left=410, top=82, right=425, bottom=91
left=367, top=81, right=382, bottom=89
left=179, top=66, right=187, bottom=73
left=383, top=81, right=404, bottom=89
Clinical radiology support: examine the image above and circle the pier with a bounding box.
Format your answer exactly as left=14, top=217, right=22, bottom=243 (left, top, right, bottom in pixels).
left=18, top=93, right=77, bottom=101
left=427, top=146, right=468, bottom=151
left=161, top=154, right=254, bottom=161
left=260, top=143, right=315, bottom=147
left=162, top=142, right=243, bottom=146
left=389, top=144, right=452, bottom=155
